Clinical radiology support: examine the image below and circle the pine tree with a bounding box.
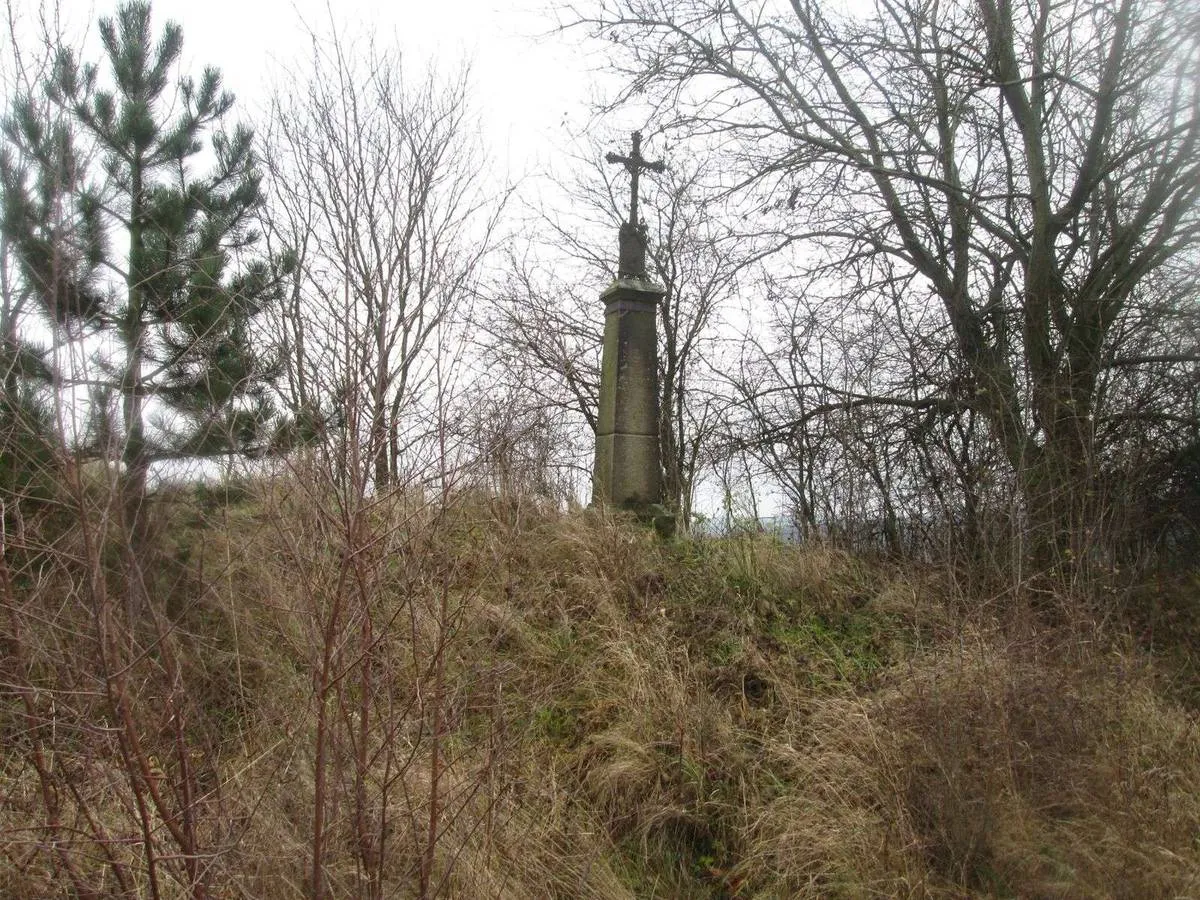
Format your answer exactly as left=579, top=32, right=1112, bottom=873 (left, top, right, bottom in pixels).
left=0, top=1, right=286, bottom=547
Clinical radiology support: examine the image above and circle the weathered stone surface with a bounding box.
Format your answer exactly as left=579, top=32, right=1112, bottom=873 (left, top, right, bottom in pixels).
left=617, top=222, right=648, bottom=280
left=593, top=432, right=662, bottom=507
left=593, top=278, right=665, bottom=509
left=597, top=283, right=659, bottom=435
left=593, top=131, right=671, bottom=521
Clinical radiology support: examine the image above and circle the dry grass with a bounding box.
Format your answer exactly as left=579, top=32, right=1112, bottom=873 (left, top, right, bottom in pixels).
left=2, top=483, right=1199, bottom=897
left=743, top=634, right=1200, bottom=897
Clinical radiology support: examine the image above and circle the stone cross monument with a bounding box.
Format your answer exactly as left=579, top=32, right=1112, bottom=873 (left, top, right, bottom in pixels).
left=593, top=131, right=667, bottom=511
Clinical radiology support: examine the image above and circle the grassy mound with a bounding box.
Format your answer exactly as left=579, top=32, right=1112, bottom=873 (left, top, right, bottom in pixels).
left=1, top=484, right=1198, bottom=897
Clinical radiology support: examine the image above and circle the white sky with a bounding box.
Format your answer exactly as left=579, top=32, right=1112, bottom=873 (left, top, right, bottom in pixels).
left=41, top=0, right=609, bottom=183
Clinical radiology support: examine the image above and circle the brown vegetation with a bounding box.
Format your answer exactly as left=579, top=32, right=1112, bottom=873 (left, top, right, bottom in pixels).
left=2, top=480, right=1197, bottom=898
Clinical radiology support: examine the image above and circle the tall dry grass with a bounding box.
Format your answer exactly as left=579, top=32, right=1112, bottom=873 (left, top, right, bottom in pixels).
left=2, top=480, right=1199, bottom=897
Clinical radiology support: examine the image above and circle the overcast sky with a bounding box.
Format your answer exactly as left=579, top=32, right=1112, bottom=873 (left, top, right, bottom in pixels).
left=33, top=0, right=608, bottom=183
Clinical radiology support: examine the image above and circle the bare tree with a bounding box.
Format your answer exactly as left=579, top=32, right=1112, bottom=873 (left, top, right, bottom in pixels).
left=263, top=28, right=501, bottom=489
left=726, top=265, right=1009, bottom=558
left=577, top=0, right=1200, bottom=570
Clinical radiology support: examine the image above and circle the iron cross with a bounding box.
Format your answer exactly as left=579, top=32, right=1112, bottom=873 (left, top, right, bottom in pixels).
left=606, top=131, right=665, bottom=229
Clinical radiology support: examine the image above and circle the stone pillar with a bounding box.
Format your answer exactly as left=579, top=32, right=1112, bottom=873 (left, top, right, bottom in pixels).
left=593, top=234, right=664, bottom=509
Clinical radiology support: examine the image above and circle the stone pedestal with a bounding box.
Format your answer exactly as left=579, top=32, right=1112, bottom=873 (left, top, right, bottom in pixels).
left=592, top=276, right=664, bottom=509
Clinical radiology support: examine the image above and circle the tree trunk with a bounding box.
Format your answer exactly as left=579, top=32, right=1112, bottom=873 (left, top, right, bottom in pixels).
left=121, top=158, right=149, bottom=618
left=1023, top=389, right=1095, bottom=576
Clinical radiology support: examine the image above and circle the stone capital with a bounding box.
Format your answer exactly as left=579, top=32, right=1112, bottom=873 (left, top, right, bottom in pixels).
left=601, top=277, right=665, bottom=307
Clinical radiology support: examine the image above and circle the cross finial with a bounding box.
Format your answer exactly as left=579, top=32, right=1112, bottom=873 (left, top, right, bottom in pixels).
left=605, top=131, right=665, bottom=228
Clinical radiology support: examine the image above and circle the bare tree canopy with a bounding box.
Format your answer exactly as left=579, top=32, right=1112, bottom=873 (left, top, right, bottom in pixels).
left=577, top=0, right=1200, bottom=565
left=262, top=30, right=503, bottom=490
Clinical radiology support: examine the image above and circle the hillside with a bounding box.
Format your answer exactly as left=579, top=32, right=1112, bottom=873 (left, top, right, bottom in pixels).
left=2, top=482, right=1198, bottom=898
